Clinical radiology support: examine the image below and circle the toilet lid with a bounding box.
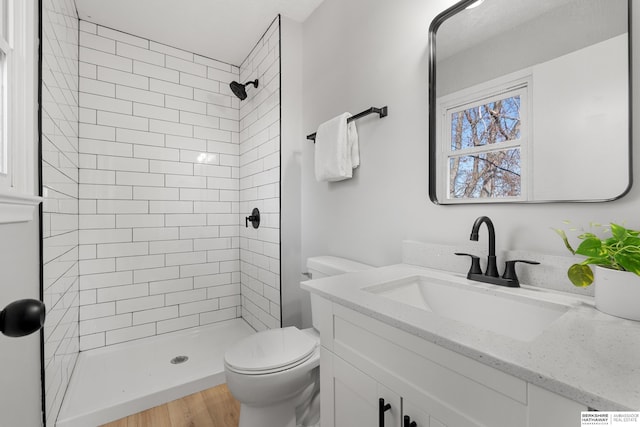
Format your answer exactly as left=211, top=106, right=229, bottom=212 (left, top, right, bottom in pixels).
left=224, top=327, right=318, bottom=373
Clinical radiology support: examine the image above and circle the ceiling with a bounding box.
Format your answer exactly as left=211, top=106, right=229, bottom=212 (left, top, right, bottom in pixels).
left=437, top=0, right=574, bottom=59
left=75, top=0, right=324, bottom=66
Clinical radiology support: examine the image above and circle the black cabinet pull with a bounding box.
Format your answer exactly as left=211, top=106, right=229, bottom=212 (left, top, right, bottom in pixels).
left=379, top=398, right=391, bottom=427
left=404, top=415, right=417, bottom=427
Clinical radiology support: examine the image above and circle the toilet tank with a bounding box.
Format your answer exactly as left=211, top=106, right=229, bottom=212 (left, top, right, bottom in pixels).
left=306, top=256, right=373, bottom=330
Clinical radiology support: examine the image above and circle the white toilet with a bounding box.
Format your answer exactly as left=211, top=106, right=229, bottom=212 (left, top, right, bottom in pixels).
left=224, top=256, right=372, bottom=427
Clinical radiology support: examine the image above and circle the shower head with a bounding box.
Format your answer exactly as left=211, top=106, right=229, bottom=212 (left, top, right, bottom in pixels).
left=229, top=79, right=259, bottom=101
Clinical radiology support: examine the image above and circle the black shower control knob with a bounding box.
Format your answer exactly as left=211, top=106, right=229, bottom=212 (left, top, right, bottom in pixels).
left=0, top=299, right=46, bottom=338
left=245, top=208, right=260, bottom=229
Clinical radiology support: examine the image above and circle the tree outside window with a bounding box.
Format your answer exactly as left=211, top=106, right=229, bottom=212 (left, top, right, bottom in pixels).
left=442, top=84, right=528, bottom=202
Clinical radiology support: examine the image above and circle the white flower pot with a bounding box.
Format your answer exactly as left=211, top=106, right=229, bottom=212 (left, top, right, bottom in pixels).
left=594, top=266, right=640, bottom=321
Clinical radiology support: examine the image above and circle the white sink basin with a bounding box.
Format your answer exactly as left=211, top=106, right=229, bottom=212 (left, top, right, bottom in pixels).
left=364, top=275, right=569, bottom=341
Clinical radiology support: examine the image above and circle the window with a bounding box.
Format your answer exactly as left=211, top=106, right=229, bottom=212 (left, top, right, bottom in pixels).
left=438, top=76, right=530, bottom=203
left=0, top=0, right=10, bottom=183
left=0, top=0, right=40, bottom=223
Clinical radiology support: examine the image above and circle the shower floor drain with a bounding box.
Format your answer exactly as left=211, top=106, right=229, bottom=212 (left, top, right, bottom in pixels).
left=170, top=355, right=189, bottom=365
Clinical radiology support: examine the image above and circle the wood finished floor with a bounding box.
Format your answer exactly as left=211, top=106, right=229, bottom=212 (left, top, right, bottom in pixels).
left=101, top=384, right=239, bottom=427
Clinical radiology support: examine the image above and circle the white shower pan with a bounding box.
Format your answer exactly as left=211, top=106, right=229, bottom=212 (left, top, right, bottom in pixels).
left=56, top=318, right=254, bottom=427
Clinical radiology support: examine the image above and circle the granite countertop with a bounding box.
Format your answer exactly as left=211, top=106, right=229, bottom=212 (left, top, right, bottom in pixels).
left=301, top=264, right=640, bottom=411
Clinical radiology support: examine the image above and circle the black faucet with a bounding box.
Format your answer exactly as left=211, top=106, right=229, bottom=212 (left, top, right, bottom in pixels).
left=456, top=216, right=539, bottom=288
left=470, top=216, right=499, bottom=277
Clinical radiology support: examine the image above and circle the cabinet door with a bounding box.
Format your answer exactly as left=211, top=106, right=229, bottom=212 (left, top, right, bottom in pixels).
left=402, top=400, right=431, bottom=427
left=331, top=305, right=526, bottom=427
left=321, top=348, right=401, bottom=427
left=527, top=384, right=586, bottom=427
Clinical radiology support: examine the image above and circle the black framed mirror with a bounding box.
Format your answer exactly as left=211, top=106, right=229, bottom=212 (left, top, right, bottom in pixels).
left=428, top=0, right=632, bottom=204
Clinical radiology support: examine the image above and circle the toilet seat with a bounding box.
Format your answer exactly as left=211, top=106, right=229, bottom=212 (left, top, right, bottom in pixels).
left=224, top=327, right=318, bottom=375
left=226, top=349, right=318, bottom=375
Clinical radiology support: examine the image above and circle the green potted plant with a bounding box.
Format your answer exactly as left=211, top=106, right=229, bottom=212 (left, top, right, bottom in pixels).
left=555, top=222, right=640, bottom=321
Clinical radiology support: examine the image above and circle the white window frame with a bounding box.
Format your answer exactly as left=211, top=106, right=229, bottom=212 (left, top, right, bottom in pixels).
left=0, top=0, right=13, bottom=190
left=0, top=0, right=41, bottom=223
left=436, top=71, right=532, bottom=204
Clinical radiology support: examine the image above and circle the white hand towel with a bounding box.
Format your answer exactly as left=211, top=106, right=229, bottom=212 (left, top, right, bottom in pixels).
left=347, top=116, right=359, bottom=169
left=314, top=113, right=360, bottom=182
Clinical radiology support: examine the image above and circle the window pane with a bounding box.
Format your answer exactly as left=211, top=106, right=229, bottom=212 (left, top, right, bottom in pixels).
left=0, top=50, right=4, bottom=174
left=0, top=0, right=6, bottom=41
left=450, top=95, right=521, bottom=151
left=449, top=148, right=521, bottom=199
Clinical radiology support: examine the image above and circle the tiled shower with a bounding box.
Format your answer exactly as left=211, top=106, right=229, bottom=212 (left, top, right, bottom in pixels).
left=42, top=0, right=281, bottom=423
left=76, top=21, right=246, bottom=350
left=41, top=0, right=80, bottom=422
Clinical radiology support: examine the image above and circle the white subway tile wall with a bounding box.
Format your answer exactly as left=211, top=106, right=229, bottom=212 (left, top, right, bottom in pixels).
left=42, top=0, right=80, bottom=423
left=239, top=18, right=281, bottom=331
left=78, top=23, right=249, bottom=350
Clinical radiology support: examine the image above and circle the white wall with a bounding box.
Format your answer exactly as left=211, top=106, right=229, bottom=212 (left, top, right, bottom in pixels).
left=239, top=18, right=282, bottom=331
left=437, top=0, right=627, bottom=96
left=531, top=35, right=629, bottom=201
left=41, top=0, right=80, bottom=422
left=301, top=0, right=639, bottom=281
left=280, top=17, right=305, bottom=328
left=77, top=23, right=243, bottom=349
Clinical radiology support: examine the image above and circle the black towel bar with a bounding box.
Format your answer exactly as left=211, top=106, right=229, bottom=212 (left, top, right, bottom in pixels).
left=307, top=106, right=388, bottom=141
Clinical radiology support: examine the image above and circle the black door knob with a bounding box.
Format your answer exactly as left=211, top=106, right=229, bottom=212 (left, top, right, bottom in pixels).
left=0, top=299, right=46, bottom=338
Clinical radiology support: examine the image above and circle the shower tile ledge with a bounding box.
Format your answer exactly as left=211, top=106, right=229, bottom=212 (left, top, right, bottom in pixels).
left=56, top=318, right=254, bottom=427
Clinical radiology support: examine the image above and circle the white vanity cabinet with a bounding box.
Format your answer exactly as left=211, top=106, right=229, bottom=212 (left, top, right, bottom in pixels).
left=321, top=348, right=402, bottom=426
left=315, top=298, right=586, bottom=427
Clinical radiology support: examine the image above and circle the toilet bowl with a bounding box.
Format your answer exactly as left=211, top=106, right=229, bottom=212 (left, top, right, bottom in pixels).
left=224, top=256, right=372, bottom=427
left=225, top=327, right=320, bottom=427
